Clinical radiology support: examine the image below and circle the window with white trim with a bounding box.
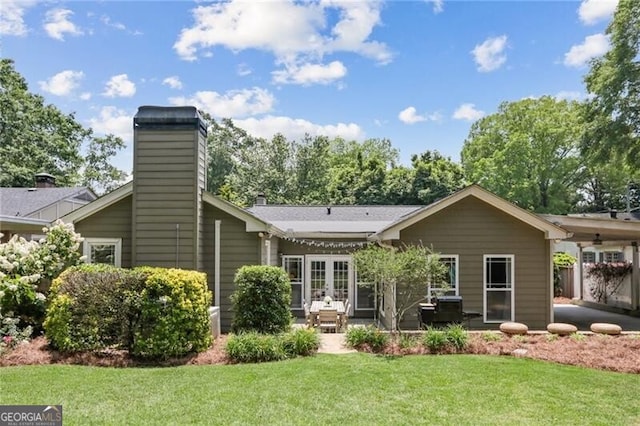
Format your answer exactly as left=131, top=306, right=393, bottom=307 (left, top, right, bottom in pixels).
left=602, top=251, right=624, bottom=263
left=355, top=270, right=375, bottom=310
left=282, top=256, right=304, bottom=309
left=83, top=238, right=122, bottom=267
left=582, top=251, right=596, bottom=264
left=428, top=255, right=459, bottom=302
left=483, top=255, right=514, bottom=322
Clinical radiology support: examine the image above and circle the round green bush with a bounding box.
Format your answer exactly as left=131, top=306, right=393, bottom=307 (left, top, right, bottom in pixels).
left=231, top=265, right=292, bottom=334
left=131, top=268, right=212, bottom=359
left=44, top=264, right=139, bottom=352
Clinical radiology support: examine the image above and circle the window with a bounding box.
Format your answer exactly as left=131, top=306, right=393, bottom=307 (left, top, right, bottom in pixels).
left=83, top=238, right=122, bottom=267
left=603, top=251, right=624, bottom=263
left=355, top=270, right=375, bottom=310
left=483, top=255, right=514, bottom=322
left=282, top=256, right=304, bottom=309
left=428, top=255, right=459, bottom=302
left=582, top=251, right=596, bottom=264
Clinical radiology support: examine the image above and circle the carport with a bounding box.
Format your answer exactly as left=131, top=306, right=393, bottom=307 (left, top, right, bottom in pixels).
left=542, top=214, right=640, bottom=323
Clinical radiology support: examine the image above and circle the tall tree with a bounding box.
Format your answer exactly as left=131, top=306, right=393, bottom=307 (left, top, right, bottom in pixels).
left=0, top=59, right=125, bottom=192
left=409, top=150, right=466, bottom=205
left=461, top=97, right=585, bottom=213
left=82, top=134, right=128, bottom=194
left=294, top=135, right=331, bottom=204
left=583, top=0, right=639, bottom=168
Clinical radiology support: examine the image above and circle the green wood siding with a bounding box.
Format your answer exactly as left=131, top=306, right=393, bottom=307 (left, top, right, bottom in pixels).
left=398, top=195, right=551, bottom=329
left=132, top=128, right=205, bottom=269
left=74, top=195, right=133, bottom=268
left=203, top=204, right=261, bottom=332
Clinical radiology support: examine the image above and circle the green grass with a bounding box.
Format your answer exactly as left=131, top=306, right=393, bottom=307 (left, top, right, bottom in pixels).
left=1, top=354, right=639, bottom=425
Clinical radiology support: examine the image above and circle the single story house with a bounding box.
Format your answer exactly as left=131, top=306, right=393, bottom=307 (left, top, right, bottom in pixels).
left=56, top=105, right=581, bottom=332
left=0, top=173, right=96, bottom=242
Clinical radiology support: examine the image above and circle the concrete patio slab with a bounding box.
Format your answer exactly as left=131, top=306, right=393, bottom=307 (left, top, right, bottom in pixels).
left=554, top=304, right=640, bottom=331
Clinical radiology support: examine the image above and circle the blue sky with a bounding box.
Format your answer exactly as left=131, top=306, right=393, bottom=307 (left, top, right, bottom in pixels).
left=1, top=0, right=618, bottom=175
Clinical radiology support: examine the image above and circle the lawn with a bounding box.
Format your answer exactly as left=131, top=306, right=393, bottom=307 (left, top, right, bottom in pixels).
left=1, top=354, right=639, bottom=425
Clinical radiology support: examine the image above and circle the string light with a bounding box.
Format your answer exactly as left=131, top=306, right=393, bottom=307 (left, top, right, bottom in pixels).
left=279, top=235, right=373, bottom=249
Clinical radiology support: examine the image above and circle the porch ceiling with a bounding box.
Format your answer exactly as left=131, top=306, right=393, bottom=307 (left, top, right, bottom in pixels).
left=541, top=214, right=640, bottom=244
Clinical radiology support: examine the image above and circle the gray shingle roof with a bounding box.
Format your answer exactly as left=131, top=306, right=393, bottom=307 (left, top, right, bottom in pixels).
left=0, top=187, right=95, bottom=217
left=247, top=205, right=422, bottom=234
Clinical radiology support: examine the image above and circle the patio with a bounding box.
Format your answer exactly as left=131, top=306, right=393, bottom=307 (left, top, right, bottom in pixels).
left=554, top=304, right=640, bottom=331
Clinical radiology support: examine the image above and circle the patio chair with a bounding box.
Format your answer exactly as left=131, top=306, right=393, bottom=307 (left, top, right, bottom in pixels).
left=340, top=300, right=351, bottom=331
left=303, top=301, right=313, bottom=328
left=317, top=309, right=339, bottom=333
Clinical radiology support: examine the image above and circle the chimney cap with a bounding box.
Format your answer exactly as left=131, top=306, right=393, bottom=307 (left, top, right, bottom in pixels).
left=35, top=172, right=56, bottom=188
left=255, top=192, right=267, bottom=206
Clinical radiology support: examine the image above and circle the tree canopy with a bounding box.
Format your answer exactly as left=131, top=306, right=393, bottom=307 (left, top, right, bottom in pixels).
left=583, top=0, right=639, bottom=169
left=0, top=59, right=126, bottom=193
left=461, top=97, right=585, bottom=213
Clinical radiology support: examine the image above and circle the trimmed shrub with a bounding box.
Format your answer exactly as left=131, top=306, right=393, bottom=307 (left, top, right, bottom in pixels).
left=345, top=325, right=389, bottom=352
left=44, top=264, right=142, bottom=352
left=130, top=267, right=212, bottom=359
left=225, top=328, right=320, bottom=363
left=231, top=265, right=292, bottom=334
left=45, top=265, right=212, bottom=359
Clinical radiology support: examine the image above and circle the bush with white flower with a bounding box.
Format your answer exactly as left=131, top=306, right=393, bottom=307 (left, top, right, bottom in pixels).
left=0, top=220, right=84, bottom=339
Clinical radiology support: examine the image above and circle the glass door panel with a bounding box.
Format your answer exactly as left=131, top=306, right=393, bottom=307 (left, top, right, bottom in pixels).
left=310, top=260, right=327, bottom=301
left=333, top=260, right=349, bottom=302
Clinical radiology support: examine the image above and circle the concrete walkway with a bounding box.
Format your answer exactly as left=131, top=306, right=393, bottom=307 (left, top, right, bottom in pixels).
left=554, top=304, right=640, bottom=331
left=317, top=333, right=357, bottom=354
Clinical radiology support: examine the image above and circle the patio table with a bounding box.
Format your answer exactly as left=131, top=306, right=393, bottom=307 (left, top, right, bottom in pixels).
left=310, top=301, right=345, bottom=315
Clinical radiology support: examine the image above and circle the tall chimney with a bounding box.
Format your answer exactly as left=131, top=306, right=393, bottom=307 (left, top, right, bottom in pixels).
left=35, top=173, right=56, bottom=188
left=132, top=106, right=207, bottom=269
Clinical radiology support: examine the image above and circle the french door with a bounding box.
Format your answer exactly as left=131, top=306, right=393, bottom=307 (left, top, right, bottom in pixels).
left=306, top=255, right=352, bottom=303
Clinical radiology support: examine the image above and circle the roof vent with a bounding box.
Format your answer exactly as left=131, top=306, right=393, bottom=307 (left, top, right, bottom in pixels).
left=35, top=173, right=56, bottom=188
left=255, top=192, right=267, bottom=206
left=327, top=207, right=331, bottom=215
left=610, top=209, right=617, bottom=219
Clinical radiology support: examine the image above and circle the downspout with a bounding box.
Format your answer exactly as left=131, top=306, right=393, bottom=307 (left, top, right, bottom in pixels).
left=632, top=242, right=639, bottom=311
left=265, top=239, right=271, bottom=265
left=214, top=220, right=221, bottom=307
left=549, top=239, right=554, bottom=323
left=578, top=243, right=584, bottom=301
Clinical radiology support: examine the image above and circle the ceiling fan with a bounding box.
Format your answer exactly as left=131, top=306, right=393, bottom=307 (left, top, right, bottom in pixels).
left=593, top=233, right=602, bottom=246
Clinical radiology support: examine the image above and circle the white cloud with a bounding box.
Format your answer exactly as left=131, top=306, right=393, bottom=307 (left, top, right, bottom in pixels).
left=103, top=74, right=136, bottom=98
left=235, top=115, right=364, bottom=142
left=100, top=15, right=126, bottom=31
left=0, top=0, right=37, bottom=36
left=398, top=107, right=425, bottom=124
left=168, top=87, right=275, bottom=118
left=564, top=33, right=610, bottom=67
left=237, top=63, right=252, bottom=76
left=44, top=8, right=83, bottom=41
left=38, top=70, right=84, bottom=97
left=452, top=103, right=485, bottom=121
left=272, top=61, right=347, bottom=85
left=398, top=107, right=441, bottom=124
left=471, top=35, right=508, bottom=72
left=425, top=0, right=444, bottom=14
left=162, top=76, right=183, bottom=90
left=578, top=0, right=618, bottom=25
left=88, top=106, right=133, bottom=142
left=173, top=1, right=390, bottom=83
left=80, top=92, right=92, bottom=100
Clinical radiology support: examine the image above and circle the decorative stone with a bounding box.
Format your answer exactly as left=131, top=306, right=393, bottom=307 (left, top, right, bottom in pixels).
left=512, top=348, right=528, bottom=357
left=590, top=323, right=622, bottom=335
left=499, top=322, right=529, bottom=335
left=547, top=322, right=578, bottom=335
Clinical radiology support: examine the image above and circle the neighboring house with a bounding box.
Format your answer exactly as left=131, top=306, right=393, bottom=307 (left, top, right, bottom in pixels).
left=0, top=173, right=96, bottom=242
left=58, top=106, right=575, bottom=332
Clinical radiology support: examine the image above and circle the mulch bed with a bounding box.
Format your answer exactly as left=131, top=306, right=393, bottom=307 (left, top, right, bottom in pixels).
left=2, top=333, right=640, bottom=374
